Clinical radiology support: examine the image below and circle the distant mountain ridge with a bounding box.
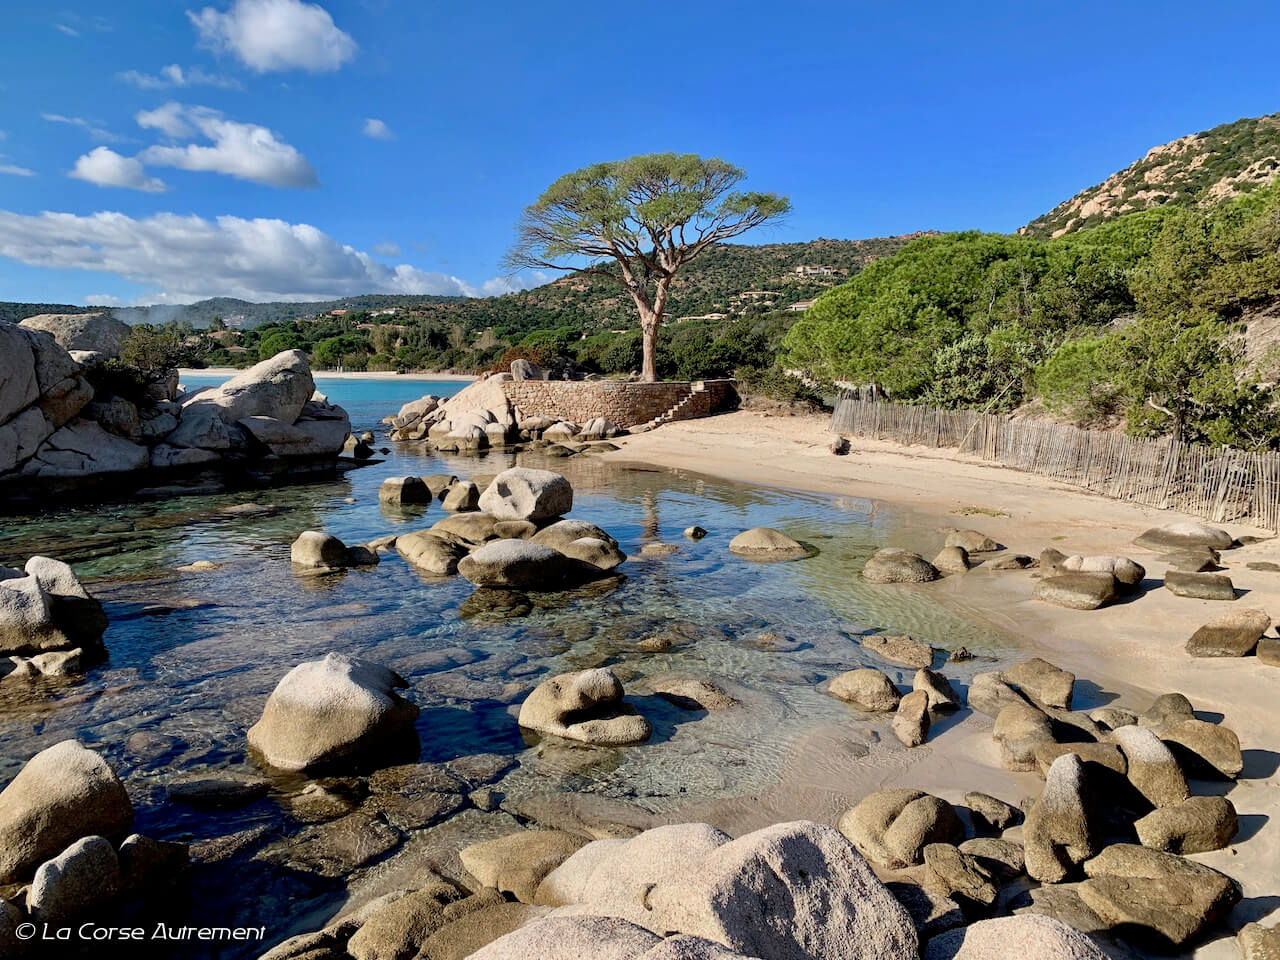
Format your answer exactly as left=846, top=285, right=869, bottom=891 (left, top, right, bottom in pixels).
left=0, top=236, right=926, bottom=333
left=1022, top=112, right=1280, bottom=237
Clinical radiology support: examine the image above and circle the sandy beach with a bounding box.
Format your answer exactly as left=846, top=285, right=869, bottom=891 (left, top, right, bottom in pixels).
left=180, top=367, right=477, bottom=382
left=604, top=410, right=1280, bottom=957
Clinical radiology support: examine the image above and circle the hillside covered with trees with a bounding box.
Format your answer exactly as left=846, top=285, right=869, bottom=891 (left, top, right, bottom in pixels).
left=1022, top=112, right=1280, bottom=238
left=785, top=178, right=1280, bottom=447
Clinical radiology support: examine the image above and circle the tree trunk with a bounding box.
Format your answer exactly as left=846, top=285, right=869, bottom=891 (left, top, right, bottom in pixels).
left=641, top=315, right=659, bottom=382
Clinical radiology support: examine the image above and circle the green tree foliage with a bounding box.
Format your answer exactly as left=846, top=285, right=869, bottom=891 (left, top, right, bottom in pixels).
left=120, top=324, right=211, bottom=377
left=505, top=153, right=790, bottom=380
left=257, top=330, right=303, bottom=361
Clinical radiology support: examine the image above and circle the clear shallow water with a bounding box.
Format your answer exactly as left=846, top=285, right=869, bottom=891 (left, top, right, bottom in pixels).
left=0, top=377, right=1030, bottom=956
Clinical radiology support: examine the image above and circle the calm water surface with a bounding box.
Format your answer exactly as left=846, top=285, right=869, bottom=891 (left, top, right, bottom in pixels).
left=0, top=377, right=1031, bottom=955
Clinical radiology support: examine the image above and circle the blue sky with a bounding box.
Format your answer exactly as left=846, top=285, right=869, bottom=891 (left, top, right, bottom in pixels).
left=1, top=0, right=1278, bottom=306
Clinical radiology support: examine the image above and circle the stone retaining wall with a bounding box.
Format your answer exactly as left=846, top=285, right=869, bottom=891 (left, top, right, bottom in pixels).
left=500, top=379, right=737, bottom=429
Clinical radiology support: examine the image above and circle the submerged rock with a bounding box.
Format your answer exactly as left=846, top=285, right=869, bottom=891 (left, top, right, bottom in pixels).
left=859, top=634, right=934, bottom=669
left=0, top=740, right=133, bottom=883
left=247, top=653, right=419, bottom=772
left=458, top=539, right=600, bottom=590
left=728, top=527, right=809, bottom=559
left=518, top=668, right=651, bottom=746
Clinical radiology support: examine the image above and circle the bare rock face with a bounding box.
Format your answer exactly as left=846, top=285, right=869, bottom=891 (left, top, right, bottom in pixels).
left=828, top=668, right=901, bottom=712
left=967, top=671, right=1029, bottom=717
left=728, top=527, right=809, bottom=559
left=1078, top=844, right=1241, bottom=950
left=247, top=653, right=419, bottom=772
left=19, top=419, right=150, bottom=478
left=922, top=914, right=1110, bottom=960
left=862, top=549, right=939, bottom=584
left=1239, top=922, right=1280, bottom=960
left=0, top=741, right=133, bottom=883
left=467, top=916, right=664, bottom=960
left=839, top=789, right=963, bottom=869
left=518, top=668, right=651, bottom=746
left=1185, top=607, right=1270, bottom=657
left=460, top=830, right=587, bottom=903
left=20, top=312, right=131, bottom=357
left=644, top=821, right=918, bottom=960
left=964, top=792, right=1021, bottom=832
left=1023, top=754, right=1099, bottom=883
left=186, top=349, right=315, bottom=424
left=922, top=843, right=999, bottom=914
left=478, top=468, right=573, bottom=522
left=1134, top=795, right=1238, bottom=853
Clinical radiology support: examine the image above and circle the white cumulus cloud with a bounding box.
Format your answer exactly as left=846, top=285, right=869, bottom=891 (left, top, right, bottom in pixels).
left=137, top=103, right=316, bottom=188
left=189, top=0, right=356, bottom=73
left=69, top=147, right=168, bottom=192
left=363, top=118, right=394, bottom=140
left=118, top=64, right=243, bottom=90
left=0, top=209, right=499, bottom=303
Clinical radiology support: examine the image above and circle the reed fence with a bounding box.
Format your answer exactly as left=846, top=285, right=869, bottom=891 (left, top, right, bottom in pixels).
left=830, top=394, right=1280, bottom=530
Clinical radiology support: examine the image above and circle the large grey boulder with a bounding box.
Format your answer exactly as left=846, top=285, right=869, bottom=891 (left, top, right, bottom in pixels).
left=0, top=740, right=133, bottom=883
left=1078, top=844, right=1240, bottom=949
left=20, top=312, right=131, bottom=357
left=923, top=915, right=1109, bottom=960
left=1113, top=724, right=1189, bottom=807
left=1004, top=658, right=1074, bottom=709
left=20, top=419, right=149, bottom=477
left=290, top=531, right=351, bottom=574
left=1155, top=717, right=1244, bottom=779
left=1134, top=522, right=1234, bottom=552
left=346, top=879, right=463, bottom=960
left=1033, top=573, right=1118, bottom=610
left=247, top=653, right=419, bottom=772
left=1023, top=754, right=1098, bottom=883
left=0, top=556, right=106, bottom=655
left=536, top=823, right=731, bottom=913
left=460, top=830, right=587, bottom=903
left=644, top=820, right=918, bottom=960
left=468, top=916, right=663, bottom=960
left=458, top=539, right=594, bottom=589
left=478, top=468, right=573, bottom=521
left=396, top=532, right=468, bottom=575
left=184, top=349, right=315, bottom=424
left=862, top=549, right=939, bottom=584
left=1185, top=608, right=1270, bottom=657
left=1061, top=554, right=1145, bottom=588
left=26, top=835, right=120, bottom=924
left=828, top=668, right=901, bottom=712
left=0, top=324, right=43, bottom=423
left=240, top=411, right=350, bottom=457
left=1164, top=570, right=1236, bottom=601
left=380, top=476, right=433, bottom=505
left=518, top=668, right=651, bottom=745
left=1134, top=796, right=1237, bottom=853
left=533, top=519, right=620, bottom=552
left=838, top=789, right=962, bottom=869
left=892, top=690, right=931, bottom=747
left=992, top=702, right=1054, bottom=772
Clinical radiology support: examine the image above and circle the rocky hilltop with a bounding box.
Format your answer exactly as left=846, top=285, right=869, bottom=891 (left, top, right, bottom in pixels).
left=0, top=322, right=352, bottom=499
left=1022, top=112, right=1280, bottom=237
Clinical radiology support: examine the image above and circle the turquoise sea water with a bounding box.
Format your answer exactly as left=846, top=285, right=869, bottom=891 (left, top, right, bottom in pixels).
left=0, top=376, right=1039, bottom=957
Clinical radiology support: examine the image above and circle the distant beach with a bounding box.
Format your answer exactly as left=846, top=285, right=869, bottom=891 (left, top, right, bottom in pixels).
left=180, top=367, right=477, bottom=383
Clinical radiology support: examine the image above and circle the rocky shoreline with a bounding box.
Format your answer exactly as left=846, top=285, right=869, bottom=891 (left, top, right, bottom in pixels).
left=1, top=313, right=357, bottom=506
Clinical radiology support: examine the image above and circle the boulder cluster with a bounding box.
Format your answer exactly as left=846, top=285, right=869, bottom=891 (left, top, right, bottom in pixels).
left=0, top=326, right=351, bottom=487
left=0, top=557, right=107, bottom=684
left=0, top=741, right=187, bottom=953
left=382, top=378, right=622, bottom=456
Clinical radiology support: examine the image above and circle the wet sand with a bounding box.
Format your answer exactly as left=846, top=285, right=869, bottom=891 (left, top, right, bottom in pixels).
left=604, top=410, right=1280, bottom=957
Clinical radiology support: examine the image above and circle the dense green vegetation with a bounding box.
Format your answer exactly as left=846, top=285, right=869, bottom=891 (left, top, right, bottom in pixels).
left=785, top=181, right=1280, bottom=447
